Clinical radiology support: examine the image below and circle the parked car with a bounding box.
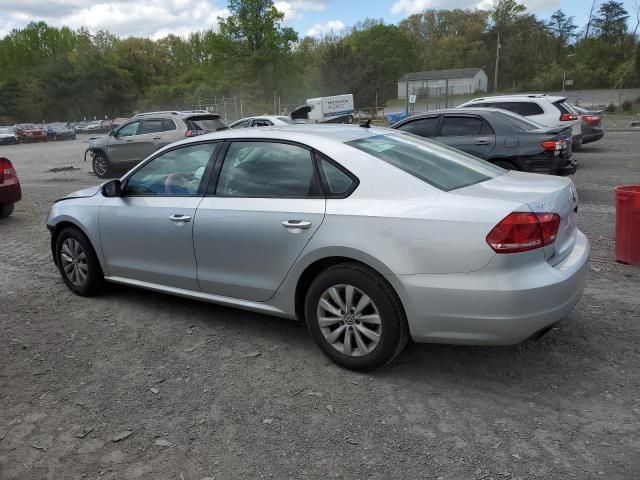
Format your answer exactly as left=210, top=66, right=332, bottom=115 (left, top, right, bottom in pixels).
left=572, top=105, right=604, bottom=144
left=85, top=111, right=227, bottom=178
left=84, top=121, right=103, bottom=133
left=14, top=124, right=48, bottom=143
left=0, top=157, right=21, bottom=217
left=392, top=108, right=576, bottom=175
left=0, top=126, right=18, bottom=145
left=73, top=122, right=89, bottom=133
left=457, top=94, right=583, bottom=150
left=46, top=123, right=77, bottom=141
left=229, top=116, right=295, bottom=128
left=49, top=124, right=589, bottom=370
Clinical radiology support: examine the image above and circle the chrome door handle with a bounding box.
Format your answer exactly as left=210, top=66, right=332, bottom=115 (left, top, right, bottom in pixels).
left=169, top=214, right=192, bottom=222
left=475, top=138, right=490, bottom=145
left=282, top=220, right=311, bottom=229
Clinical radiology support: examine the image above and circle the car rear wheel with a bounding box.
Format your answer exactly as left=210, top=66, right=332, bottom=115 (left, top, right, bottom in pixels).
left=55, top=227, right=103, bottom=296
left=305, top=263, right=409, bottom=370
left=92, top=152, right=111, bottom=178
left=494, top=160, right=518, bottom=170
left=0, top=203, right=14, bottom=218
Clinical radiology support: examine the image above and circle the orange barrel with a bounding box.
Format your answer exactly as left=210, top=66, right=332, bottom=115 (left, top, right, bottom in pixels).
left=615, top=186, right=640, bottom=266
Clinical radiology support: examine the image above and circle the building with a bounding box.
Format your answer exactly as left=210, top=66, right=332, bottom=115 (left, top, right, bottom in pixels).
left=397, top=68, right=488, bottom=98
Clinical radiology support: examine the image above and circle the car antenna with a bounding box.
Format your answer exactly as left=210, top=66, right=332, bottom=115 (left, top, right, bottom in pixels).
left=360, top=119, right=371, bottom=128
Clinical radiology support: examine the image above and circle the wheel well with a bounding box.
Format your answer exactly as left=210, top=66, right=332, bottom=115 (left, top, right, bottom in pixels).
left=50, top=222, right=94, bottom=266
left=294, top=256, right=405, bottom=323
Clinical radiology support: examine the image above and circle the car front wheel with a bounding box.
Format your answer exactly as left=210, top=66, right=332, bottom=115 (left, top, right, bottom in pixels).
left=92, top=152, right=111, bottom=178
left=55, top=227, right=103, bottom=296
left=305, top=263, right=409, bottom=370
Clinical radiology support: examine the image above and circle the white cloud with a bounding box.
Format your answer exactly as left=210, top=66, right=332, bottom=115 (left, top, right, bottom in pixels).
left=390, top=0, right=560, bottom=16
left=274, top=0, right=329, bottom=22
left=306, top=19, right=344, bottom=37
left=0, top=0, right=229, bottom=39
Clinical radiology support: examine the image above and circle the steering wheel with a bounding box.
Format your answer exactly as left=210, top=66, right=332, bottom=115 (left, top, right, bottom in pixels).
left=164, top=172, right=195, bottom=195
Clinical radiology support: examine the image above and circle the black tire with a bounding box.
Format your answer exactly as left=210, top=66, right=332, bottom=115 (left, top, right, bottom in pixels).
left=493, top=159, right=518, bottom=170
left=304, top=262, right=409, bottom=370
left=92, top=152, right=111, bottom=178
left=0, top=203, right=14, bottom=218
left=55, top=227, right=104, bottom=296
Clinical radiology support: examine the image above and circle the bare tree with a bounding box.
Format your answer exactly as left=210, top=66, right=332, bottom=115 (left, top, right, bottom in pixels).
left=584, top=0, right=598, bottom=38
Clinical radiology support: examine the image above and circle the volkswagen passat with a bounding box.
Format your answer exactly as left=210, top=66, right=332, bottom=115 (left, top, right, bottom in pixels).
left=47, top=125, right=589, bottom=370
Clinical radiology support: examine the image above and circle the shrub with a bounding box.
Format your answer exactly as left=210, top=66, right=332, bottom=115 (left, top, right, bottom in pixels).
left=604, top=103, right=617, bottom=113
left=622, top=100, right=633, bottom=111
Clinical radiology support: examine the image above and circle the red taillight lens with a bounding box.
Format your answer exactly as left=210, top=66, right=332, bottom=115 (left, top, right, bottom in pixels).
left=0, top=157, right=16, bottom=184
left=582, top=115, right=600, bottom=124
left=185, top=129, right=206, bottom=137
left=486, top=212, right=561, bottom=254
left=542, top=140, right=563, bottom=151
left=560, top=113, right=578, bottom=121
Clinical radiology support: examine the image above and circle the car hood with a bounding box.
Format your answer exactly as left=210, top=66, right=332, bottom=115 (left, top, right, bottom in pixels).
left=88, top=135, right=109, bottom=147
left=55, top=185, right=100, bottom=203
left=0, top=133, right=16, bottom=138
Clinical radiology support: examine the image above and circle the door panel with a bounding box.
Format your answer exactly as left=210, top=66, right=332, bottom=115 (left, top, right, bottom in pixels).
left=436, top=116, right=495, bottom=159
left=99, top=196, right=202, bottom=289
left=194, top=197, right=325, bottom=301
left=107, top=121, right=141, bottom=163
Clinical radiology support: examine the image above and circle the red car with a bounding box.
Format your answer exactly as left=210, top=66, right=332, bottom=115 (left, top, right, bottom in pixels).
left=14, top=124, right=48, bottom=143
left=0, top=157, right=21, bottom=217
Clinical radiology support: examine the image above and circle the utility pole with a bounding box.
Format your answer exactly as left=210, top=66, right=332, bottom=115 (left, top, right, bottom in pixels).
left=444, top=78, right=449, bottom=108
left=405, top=76, right=409, bottom=116
left=493, top=32, right=500, bottom=93
left=273, top=90, right=277, bottom=115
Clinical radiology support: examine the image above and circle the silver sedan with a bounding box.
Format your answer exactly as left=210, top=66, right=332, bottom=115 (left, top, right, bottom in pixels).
left=47, top=125, right=589, bottom=370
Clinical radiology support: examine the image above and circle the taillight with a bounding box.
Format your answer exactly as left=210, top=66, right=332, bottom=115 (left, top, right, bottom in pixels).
left=541, top=139, right=564, bottom=151
left=486, top=212, right=561, bottom=253
left=0, top=157, right=17, bottom=184
left=582, top=115, right=600, bottom=124
left=185, top=129, right=206, bottom=137
left=560, top=113, right=578, bottom=121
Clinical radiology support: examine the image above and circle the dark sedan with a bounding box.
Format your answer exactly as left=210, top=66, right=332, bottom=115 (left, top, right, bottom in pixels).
left=391, top=108, right=576, bottom=176
left=572, top=105, right=604, bottom=144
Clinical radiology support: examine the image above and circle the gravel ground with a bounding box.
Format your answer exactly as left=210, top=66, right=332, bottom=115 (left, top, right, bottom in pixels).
left=1, top=133, right=639, bottom=480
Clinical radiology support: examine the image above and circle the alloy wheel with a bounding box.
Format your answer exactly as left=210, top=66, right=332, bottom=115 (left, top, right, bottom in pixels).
left=93, top=155, right=107, bottom=176
left=317, top=284, right=382, bottom=357
left=60, top=238, right=88, bottom=287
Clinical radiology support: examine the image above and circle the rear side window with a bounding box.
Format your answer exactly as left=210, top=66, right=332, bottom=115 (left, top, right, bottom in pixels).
left=440, top=116, right=483, bottom=136
left=346, top=133, right=502, bottom=191
left=553, top=101, right=574, bottom=114
left=140, top=119, right=164, bottom=134
left=186, top=115, right=226, bottom=133
left=317, top=155, right=356, bottom=196
left=397, top=117, right=439, bottom=137
left=517, top=102, right=544, bottom=116
left=162, top=119, right=177, bottom=131
left=251, top=119, right=272, bottom=127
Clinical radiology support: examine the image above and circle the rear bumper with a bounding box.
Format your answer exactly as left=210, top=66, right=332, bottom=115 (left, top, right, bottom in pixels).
left=0, top=182, right=21, bottom=204
left=582, top=130, right=604, bottom=144
left=392, top=230, right=590, bottom=345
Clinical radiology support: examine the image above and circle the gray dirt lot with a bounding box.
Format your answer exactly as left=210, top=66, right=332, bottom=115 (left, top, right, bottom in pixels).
left=1, top=132, right=639, bottom=479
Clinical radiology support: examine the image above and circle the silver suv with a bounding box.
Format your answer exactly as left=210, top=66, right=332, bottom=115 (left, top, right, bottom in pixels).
left=85, top=111, right=227, bottom=178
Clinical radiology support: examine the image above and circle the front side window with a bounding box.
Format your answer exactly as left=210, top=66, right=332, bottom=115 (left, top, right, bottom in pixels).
left=117, top=121, right=140, bottom=138
left=397, top=117, right=439, bottom=138
left=124, top=143, right=216, bottom=196
left=139, top=119, right=163, bottom=135
left=346, top=133, right=503, bottom=191
left=216, top=142, right=319, bottom=197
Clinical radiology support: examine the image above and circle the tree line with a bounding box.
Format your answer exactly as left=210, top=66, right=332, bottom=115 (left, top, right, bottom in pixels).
left=0, top=0, right=638, bottom=124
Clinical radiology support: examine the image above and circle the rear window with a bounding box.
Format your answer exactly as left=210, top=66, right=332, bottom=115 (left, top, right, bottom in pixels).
left=493, top=111, right=543, bottom=131
left=277, top=116, right=295, bottom=124
left=186, top=115, right=227, bottom=132
left=346, top=133, right=503, bottom=191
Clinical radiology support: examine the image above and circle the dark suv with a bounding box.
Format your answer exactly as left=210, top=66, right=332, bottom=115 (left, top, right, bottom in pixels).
left=85, top=111, right=227, bottom=178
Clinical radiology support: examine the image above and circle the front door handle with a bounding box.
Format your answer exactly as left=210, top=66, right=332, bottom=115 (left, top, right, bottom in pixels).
left=282, top=220, right=311, bottom=229
left=169, top=214, right=192, bottom=223
left=475, top=138, right=490, bottom=145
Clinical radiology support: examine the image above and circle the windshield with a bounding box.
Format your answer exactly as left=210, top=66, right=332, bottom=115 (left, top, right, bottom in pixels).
left=346, top=132, right=503, bottom=191
left=186, top=115, right=226, bottom=132
left=277, top=116, right=294, bottom=124
left=493, top=111, right=543, bottom=131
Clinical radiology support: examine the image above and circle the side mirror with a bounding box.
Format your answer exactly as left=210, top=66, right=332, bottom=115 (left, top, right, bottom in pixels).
left=102, top=179, right=122, bottom=197
left=108, top=130, right=116, bottom=137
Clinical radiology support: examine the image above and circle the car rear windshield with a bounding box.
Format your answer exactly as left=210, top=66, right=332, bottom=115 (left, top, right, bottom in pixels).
left=186, top=115, right=226, bottom=132
left=493, top=111, right=543, bottom=131
left=277, top=116, right=295, bottom=124
left=346, top=133, right=503, bottom=191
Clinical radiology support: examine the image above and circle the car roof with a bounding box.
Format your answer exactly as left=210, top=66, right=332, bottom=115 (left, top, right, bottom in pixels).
left=406, top=107, right=503, bottom=117
left=168, top=124, right=394, bottom=149
left=132, top=110, right=221, bottom=119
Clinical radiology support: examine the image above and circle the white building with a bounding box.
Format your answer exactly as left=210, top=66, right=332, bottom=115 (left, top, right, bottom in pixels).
left=398, top=68, right=488, bottom=98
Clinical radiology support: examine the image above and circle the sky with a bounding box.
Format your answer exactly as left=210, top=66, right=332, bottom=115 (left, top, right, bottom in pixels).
left=0, top=0, right=638, bottom=40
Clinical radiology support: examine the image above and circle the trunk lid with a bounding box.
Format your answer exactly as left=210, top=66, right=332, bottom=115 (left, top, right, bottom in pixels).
left=454, top=171, right=578, bottom=263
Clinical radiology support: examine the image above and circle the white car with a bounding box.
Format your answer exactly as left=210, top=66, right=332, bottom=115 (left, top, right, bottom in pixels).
left=457, top=95, right=582, bottom=149
left=229, top=116, right=295, bottom=128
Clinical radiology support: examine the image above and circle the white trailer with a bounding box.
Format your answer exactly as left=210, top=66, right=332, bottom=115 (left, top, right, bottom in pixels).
left=291, top=94, right=355, bottom=124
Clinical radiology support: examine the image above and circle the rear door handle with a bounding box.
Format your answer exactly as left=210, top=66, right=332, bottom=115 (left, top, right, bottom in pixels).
left=169, top=214, right=192, bottom=223
left=475, top=139, right=491, bottom=145
left=282, top=220, right=312, bottom=229
left=153, top=137, right=161, bottom=140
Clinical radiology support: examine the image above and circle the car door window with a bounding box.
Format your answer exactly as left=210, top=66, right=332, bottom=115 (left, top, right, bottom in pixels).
left=117, top=121, right=140, bottom=137
left=517, top=102, right=544, bottom=116
left=397, top=117, right=439, bottom=137
left=216, top=141, right=320, bottom=197
left=139, top=119, right=164, bottom=135
left=124, top=143, right=217, bottom=196
left=440, top=116, right=483, bottom=136
left=480, top=120, right=495, bottom=134
left=162, top=119, right=177, bottom=131
left=251, top=119, right=272, bottom=127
